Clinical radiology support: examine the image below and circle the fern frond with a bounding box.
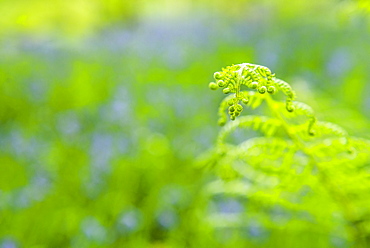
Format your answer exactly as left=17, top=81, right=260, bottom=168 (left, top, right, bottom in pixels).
left=314, top=121, right=348, bottom=137
left=217, top=91, right=265, bottom=125
left=207, top=62, right=370, bottom=247
left=217, top=116, right=282, bottom=146
left=291, top=101, right=317, bottom=136
left=209, top=63, right=294, bottom=122
left=217, top=94, right=234, bottom=126
left=304, top=122, right=351, bottom=155
left=230, top=137, right=293, bottom=157
left=228, top=137, right=296, bottom=174
left=273, top=78, right=296, bottom=112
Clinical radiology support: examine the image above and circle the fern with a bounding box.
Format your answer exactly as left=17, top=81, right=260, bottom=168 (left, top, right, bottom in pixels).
left=205, top=63, right=370, bottom=247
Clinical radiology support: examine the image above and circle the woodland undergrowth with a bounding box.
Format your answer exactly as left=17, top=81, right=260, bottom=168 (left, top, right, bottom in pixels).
left=202, top=63, right=370, bottom=247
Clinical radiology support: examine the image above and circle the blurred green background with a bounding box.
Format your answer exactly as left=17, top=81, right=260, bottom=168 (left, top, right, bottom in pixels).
left=0, top=0, right=370, bottom=247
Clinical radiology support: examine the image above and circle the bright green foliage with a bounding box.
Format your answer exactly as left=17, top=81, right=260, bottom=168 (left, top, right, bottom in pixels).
left=1, top=1, right=370, bottom=246
left=207, top=63, right=370, bottom=247
left=209, top=63, right=297, bottom=124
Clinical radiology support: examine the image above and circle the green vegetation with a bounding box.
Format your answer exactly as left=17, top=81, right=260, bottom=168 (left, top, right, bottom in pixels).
left=0, top=0, right=370, bottom=247
left=205, top=63, right=370, bottom=247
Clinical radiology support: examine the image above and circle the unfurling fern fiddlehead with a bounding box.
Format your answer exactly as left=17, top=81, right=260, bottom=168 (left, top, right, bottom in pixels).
left=205, top=63, right=370, bottom=248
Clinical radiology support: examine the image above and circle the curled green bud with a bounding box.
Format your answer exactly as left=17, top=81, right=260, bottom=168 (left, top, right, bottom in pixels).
left=229, top=106, right=235, bottom=112
left=209, top=82, right=218, bottom=90
left=258, top=86, right=267, bottom=94
left=230, top=115, right=236, bottom=120
left=236, top=104, right=243, bottom=112
left=242, top=98, right=249, bottom=104
left=217, top=80, right=226, bottom=87
left=249, top=82, right=258, bottom=89
left=286, top=104, right=295, bottom=112
left=267, top=86, right=276, bottom=94
left=286, top=98, right=294, bottom=112
left=214, top=72, right=223, bottom=80
left=223, top=88, right=231, bottom=94
left=227, top=99, right=234, bottom=106
left=234, top=111, right=240, bottom=117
